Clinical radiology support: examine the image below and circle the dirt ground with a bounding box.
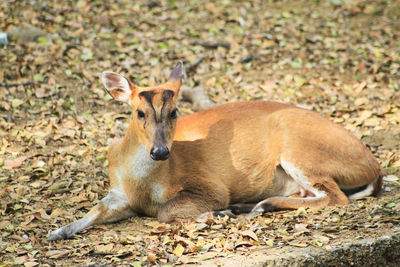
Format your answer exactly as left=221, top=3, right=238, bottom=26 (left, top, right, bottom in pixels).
left=1, top=0, right=399, bottom=266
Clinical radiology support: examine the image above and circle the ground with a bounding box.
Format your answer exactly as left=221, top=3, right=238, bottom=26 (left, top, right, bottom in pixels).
left=1, top=0, right=400, bottom=266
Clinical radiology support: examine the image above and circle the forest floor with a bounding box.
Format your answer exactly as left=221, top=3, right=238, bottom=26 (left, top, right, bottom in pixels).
left=1, top=0, right=400, bottom=266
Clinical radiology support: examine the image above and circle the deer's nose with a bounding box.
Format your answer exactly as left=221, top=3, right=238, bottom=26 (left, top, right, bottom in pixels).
left=150, top=146, right=170, bottom=161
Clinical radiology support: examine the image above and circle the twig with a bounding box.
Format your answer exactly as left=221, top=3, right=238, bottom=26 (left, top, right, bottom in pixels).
left=141, top=1, right=160, bottom=8
left=239, top=55, right=256, bottom=63
left=185, top=55, right=205, bottom=74
left=191, top=41, right=230, bottom=49
left=0, top=81, right=31, bottom=87
left=343, top=216, right=400, bottom=224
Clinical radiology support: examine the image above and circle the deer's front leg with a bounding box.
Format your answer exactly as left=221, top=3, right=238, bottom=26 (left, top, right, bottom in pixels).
left=48, top=188, right=136, bottom=240
left=157, top=184, right=230, bottom=222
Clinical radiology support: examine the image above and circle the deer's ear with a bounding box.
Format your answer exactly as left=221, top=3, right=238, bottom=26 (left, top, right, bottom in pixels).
left=102, top=72, right=135, bottom=103
left=167, top=62, right=183, bottom=85
left=166, top=62, right=183, bottom=97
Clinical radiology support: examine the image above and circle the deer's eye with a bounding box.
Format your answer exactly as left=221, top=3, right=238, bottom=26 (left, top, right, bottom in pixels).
left=170, top=109, right=178, bottom=119
left=137, top=109, right=145, bottom=119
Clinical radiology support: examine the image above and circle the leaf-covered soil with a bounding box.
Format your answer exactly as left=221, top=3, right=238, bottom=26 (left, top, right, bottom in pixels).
left=1, top=0, right=400, bottom=266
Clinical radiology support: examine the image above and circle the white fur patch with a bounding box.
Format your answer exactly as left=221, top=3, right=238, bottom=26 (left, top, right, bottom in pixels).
left=101, top=188, right=129, bottom=210
left=348, top=183, right=374, bottom=200
left=280, top=158, right=326, bottom=199
left=116, top=168, right=123, bottom=187
left=130, top=144, right=159, bottom=179
left=152, top=182, right=164, bottom=203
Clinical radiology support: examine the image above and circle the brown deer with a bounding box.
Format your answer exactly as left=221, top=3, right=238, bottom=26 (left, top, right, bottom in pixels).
left=48, top=62, right=381, bottom=240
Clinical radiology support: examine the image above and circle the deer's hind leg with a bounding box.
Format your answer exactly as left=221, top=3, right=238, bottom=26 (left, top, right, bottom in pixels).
left=48, top=188, right=136, bottom=240
left=248, top=158, right=349, bottom=216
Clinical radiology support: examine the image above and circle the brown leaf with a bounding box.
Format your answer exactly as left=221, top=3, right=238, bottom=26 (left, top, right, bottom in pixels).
left=0, top=220, right=10, bottom=229
left=46, top=250, right=70, bottom=259
left=241, top=230, right=259, bottom=242
left=354, top=97, right=370, bottom=106
left=35, top=87, right=47, bottom=98
left=147, top=252, right=156, bottom=262
left=14, top=256, right=28, bottom=265
left=82, top=70, right=95, bottom=82
left=4, top=156, right=27, bottom=169
left=24, top=262, right=39, bottom=267
left=95, top=243, right=114, bottom=254
left=294, top=223, right=310, bottom=233
left=354, top=81, right=367, bottom=94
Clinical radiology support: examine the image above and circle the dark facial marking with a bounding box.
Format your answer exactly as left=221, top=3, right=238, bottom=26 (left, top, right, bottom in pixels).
left=162, top=90, right=175, bottom=101
left=138, top=90, right=157, bottom=121
left=138, top=90, right=176, bottom=123
left=139, top=90, right=156, bottom=104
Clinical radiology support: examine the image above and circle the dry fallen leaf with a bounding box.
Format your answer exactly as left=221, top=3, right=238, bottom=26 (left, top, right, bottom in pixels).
left=95, top=243, right=114, bottom=254
left=147, top=252, right=156, bottom=262
left=4, top=156, right=27, bottom=169
left=46, top=250, right=70, bottom=259
left=173, top=243, right=185, bottom=257
left=24, top=262, right=38, bottom=267
left=241, top=230, right=259, bottom=242
left=294, top=223, right=310, bottom=233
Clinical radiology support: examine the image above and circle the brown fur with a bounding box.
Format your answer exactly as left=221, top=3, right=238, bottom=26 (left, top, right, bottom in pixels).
left=106, top=99, right=381, bottom=221
left=48, top=64, right=382, bottom=240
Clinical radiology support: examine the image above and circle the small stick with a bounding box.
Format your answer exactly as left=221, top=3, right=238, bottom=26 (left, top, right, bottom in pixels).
left=239, top=55, right=256, bottom=63
left=0, top=81, right=31, bottom=87
left=191, top=41, right=230, bottom=49
left=185, top=55, right=205, bottom=73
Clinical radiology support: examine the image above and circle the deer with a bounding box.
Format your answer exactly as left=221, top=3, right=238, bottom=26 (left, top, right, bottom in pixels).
left=48, top=62, right=382, bottom=240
